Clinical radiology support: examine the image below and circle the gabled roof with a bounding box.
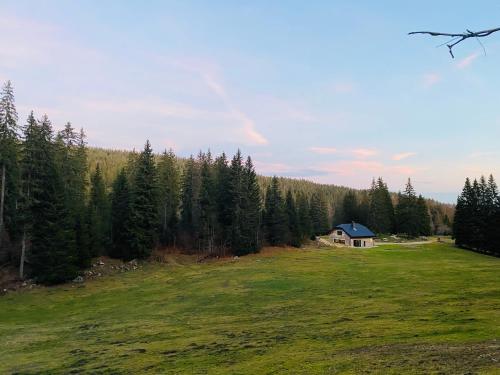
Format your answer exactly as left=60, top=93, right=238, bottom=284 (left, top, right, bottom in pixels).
left=334, top=222, right=375, bottom=238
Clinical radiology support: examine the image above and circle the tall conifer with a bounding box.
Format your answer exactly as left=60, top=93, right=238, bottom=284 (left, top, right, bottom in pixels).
left=157, top=149, right=180, bottom=246
left=127, top=141, right=158, bottom=259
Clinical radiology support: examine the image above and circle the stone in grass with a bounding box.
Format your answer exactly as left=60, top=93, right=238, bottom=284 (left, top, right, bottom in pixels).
left=72, top=276, right=84, bottom=283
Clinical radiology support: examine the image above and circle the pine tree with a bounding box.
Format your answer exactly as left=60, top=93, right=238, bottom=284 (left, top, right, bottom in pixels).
left=286, top=190, right=301, bottom=247
left=22, top=115, right=77, bottom=284
left=87, top=164, right=110, bottom=257
left=110, top=168, right=132, bottom=259
left=0, top=80, right=20, bottom=248
left=127, top=141, right=158, bottom=259
left=157, top=149, right=180, bottom=246
left=264, top=177, right=289, bottom=245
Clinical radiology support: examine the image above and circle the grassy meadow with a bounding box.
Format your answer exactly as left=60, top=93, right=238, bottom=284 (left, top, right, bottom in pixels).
left=1, top=242, right=499, bottom=374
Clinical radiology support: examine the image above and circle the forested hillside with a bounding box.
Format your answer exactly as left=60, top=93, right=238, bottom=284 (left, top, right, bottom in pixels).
left=88, top=147, right=454, bottom=234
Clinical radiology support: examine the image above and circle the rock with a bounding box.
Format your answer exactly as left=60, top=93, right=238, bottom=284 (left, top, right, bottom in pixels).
left=98, top=260, right=105, bottom=266
left=233, top=256, right=239, bottom=259
left=73, top=276, right=84, bottom=283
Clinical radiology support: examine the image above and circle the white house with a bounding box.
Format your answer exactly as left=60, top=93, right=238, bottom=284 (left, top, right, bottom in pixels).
left=330, top=222, right=375, bottom=248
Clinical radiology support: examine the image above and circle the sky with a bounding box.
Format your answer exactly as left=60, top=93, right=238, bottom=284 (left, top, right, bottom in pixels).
left=1, top=1, right=500, bottom=203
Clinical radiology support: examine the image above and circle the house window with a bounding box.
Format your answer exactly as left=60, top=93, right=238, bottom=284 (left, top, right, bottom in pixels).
left=339, top=239, right=345, bottom=244
left=336, top=230, right=342, bottom=236
left=353, top=240, right=361, bottom=247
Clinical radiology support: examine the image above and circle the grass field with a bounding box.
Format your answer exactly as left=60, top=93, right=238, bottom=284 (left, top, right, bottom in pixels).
left=1, top=243, right=499, bottom=374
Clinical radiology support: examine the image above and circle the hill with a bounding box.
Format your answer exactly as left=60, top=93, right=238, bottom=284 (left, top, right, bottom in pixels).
left=87, top=147, right=454, bottom=232
left=0, top=242, right=498, bottom=374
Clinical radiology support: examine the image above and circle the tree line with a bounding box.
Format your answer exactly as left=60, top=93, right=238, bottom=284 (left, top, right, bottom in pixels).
left=454, top=175, right=500, bottom=256
left=340, top=178, right=434, bottom=237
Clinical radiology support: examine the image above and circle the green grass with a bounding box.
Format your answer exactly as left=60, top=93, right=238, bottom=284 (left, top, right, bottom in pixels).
left=1, top=243, right=499, bottom=374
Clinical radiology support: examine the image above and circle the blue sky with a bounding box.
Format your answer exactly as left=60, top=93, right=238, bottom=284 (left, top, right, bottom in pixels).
left=2, top=1, right=500, bottom=202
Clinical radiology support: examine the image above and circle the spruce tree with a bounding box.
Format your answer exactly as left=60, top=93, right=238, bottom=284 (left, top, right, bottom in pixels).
left=157, top=149, right=180, bottom=246
left=87, top=164, right=110, bottom=257
left=239, top=156, right=262, bottom=254
left=179, top=155, right=200, bottom=248
left=342, top=190, right=359, bottom=223
left=199, top=152, right=217, bottom=253
left=214, top=153, right=232, bottom=249
left=264, top=177, right=289, bottom=245
left=286, top=190, right=301, bottom=247
left=416, top=195, right=431, bottom=236
left=297, top=192, right=312, bottom=241
left=56, top=123, right=90, bottom=268
left=22, top=115, right=77, bottom=284
left=368, top=177, right=394, bottom=234
left=395, top=178, right=419, bottom=237
left=110, top=168, right=132, bottom=259
left=310, top=192, right=330, bottom=236
left=228, top=150, right=245, bottom=253
left=127, top=140, right=158, bottom=259
left=454, top=178, right=474, bottom=247
left=0, top=80, right=20, bottom=248
left=485, top=175, right=500, bottom=255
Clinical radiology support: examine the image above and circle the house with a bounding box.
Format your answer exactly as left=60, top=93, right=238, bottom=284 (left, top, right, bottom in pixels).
left=330, top=222, right=375, bottom=248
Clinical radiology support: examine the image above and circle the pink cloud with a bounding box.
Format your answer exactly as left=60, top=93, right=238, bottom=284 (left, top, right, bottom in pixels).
left=309, top=146, right=338, bottom=155
left=422, top=73, right=441, bottom=88
left=319, top=160, right=383, bottom=176
left=351, top=148, right=378, bottom=158
left=392, top=152, right=416, bottom=161
left=233, top=110, right=268, bottom=145
left=318, top=160, right=417, bottom=177
left=254, top=161, right=294, bottom=174
left=456, top=52, right=479, bottom=69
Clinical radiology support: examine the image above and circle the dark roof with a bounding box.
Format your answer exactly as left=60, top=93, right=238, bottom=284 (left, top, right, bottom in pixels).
left=334, top=223, right=375, bottom=238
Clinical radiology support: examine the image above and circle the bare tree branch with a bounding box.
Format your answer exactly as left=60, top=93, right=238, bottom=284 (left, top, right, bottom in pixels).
left=408, top=27, right=500, bottom=58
